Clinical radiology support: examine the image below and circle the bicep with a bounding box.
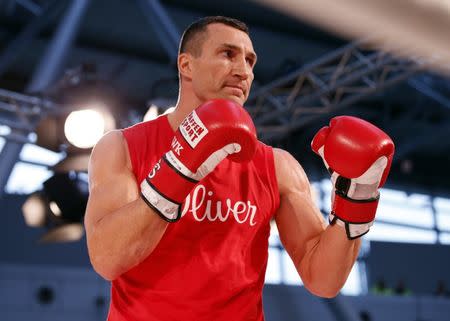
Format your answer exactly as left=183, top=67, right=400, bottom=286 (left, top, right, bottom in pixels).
left=273, top=149, right=326, bottom=264
left=84, top=131, right=139, bottom=232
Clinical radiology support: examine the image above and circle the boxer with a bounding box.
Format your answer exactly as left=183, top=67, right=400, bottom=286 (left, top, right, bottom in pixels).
left=85, top=16, right=394, bottom=321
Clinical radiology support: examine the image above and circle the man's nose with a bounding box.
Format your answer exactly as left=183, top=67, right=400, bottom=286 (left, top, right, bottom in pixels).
left=233, top=57, right=251, bottom=80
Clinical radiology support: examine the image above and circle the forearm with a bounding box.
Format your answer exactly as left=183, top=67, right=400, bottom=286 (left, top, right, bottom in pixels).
left=298, top=224, right=361, bottom=297
left=86, top=198, right=168, bottom=280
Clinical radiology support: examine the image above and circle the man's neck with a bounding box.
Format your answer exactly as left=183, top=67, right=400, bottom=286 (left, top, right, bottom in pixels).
left=167, top=94, right=203, bottom=131
left=166, top=111, right=185, bottom=131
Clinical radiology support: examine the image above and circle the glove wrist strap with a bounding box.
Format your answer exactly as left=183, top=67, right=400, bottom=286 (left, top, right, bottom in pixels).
left=140, top=179, right=182, bottom=222
left=333, top=191, right=379, bottom=223
left=329, top=213, right=374, bottom=240
left=331, top=191, right=379, bottom=239
left=140, top=154, right=198, bottom=222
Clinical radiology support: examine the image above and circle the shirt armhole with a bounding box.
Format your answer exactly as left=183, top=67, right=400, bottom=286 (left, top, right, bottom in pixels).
left=266, top=145, right=281, bottom=214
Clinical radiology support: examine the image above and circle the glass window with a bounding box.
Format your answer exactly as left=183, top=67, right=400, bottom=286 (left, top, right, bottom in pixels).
left=439, top=232, right=450, bottom=245
left=377, top=200, right=434, bottom=228
left=341, top=262, right=362, bottom=296
left=5, top=162, right=53, bottom=194
left=381, top=189, right=408, bottom=203
left=282, top=251, right=303, bottom=286
left=263, top=181, right=450, bottom=297
left=365, top=222, right=437, bottom=244
left=3, top=143, right=64, bottom=195
left=0, top=125, right=11, bottom=136
left=434, top=197, right=450, bottom=211
left=266, top=248, right=282, bottom=284
left=310, top=181, right=322, bottom=208
left=436, top=212, right=450, bottom=232
left=320, top=179, right=332, bottom=213
left=435, top=197, right=450, bottom=232
left=20, top=143, right=64, bottom=166
left=0, top=125, right=10, bottom=153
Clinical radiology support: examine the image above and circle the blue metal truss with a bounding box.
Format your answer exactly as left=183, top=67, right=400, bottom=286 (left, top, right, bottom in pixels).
left=247, top=40, right=424, bottom=142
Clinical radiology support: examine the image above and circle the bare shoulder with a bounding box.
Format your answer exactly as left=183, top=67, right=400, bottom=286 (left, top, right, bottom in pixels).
left=85, top=129, right=139, bottom=229
left=273, top=147, right=312, bottom=196
left=88, top=130, right=132, bottom=189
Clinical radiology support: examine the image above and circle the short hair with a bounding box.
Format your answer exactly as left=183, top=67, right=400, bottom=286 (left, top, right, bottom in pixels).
left=179, top=16, right=249, bottom=57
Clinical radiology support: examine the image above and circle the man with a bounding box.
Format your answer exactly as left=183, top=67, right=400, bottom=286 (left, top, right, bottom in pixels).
left=85, top=16, right=394, bottom=321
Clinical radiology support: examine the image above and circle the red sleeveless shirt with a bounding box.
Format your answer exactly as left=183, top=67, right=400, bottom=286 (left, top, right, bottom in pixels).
left=109, top=114, right=280, bottom=321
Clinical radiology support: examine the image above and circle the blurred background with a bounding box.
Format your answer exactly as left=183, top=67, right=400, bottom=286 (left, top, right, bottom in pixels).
left=0, top=1, right=449, bottom=321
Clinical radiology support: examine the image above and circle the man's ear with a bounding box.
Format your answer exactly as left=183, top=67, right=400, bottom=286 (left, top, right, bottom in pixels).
left=178, top=53, right=193, bottom=80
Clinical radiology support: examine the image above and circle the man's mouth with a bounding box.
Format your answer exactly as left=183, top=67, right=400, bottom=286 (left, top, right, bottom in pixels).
left=224, top=85, right=245, bottom=97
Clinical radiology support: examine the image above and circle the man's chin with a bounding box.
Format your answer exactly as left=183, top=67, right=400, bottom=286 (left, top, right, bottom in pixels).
left=219, top=94, right=246, bottom=106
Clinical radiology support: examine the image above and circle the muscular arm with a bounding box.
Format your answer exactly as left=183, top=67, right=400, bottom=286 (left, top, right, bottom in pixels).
left=84, top=130, right=168, bottom=281
left=273, top=148, right=361, bottom=298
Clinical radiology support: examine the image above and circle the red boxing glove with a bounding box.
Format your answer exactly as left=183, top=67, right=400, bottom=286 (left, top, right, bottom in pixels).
left=141, top=99, right=257, bottom=222
left=311, top=116, right=395, bottom=239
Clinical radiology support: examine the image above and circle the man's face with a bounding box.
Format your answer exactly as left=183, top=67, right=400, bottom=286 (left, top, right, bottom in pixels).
left=188, top=23, right=257, bottom=106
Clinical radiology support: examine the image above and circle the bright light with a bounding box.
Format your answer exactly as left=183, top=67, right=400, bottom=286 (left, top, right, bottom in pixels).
left=143, top=104, right=159, bottom=122
left=22, top=193, right=47, bottom=227
left=366, top=222, right=437, bottom=244
left=20, top=143, right=64, bottom=166
left=164, top=106, right=175, bottom=114
left=6, top=162, right=53, bottom=194
left=64, top=109, right=105, bottom=148
left=265, top=248, right=282, bottom=284
left=341, top=262, right=362, bottom=295
left=0, top=137, right=5, bottom=153
left=49, top=201, right=61, bottom=216
left=0, top=125, right=11, bottom=136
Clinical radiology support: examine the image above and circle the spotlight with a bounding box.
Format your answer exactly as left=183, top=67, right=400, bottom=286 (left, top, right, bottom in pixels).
left=64, top=109, right=105, bottom=148
left=22, top=172, right=89, bottom=243
left=164, top=106, right=175, bottom=114
left=64, top=105, right=116, bottom=149
left=143, top=104, right=159, bottom=122
left=35, top=104, right=116, bottom=152
left=21, top=191, right=66, bottom=228
left=142, top=98, right=176, bottom=121
left=42, top=172, right=88, bottom=224
left=22, top=192, right=48, bottom=227
left=143, top=104, right=175, bottom=121
left=35, top=63, right=120, bottom=154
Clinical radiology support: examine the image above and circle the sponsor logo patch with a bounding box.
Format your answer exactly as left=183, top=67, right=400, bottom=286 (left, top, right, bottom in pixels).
left=179, top=111, right=208, bottom=148
left=171, top=137, right=183, bottom=155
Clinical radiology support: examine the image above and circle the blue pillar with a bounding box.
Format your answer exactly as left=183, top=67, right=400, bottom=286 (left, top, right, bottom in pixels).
left=136, top=0, right=180, bottom=64
left=0, top=132, right=25, bottom=194
left=26, top=0, right=91, bottom=93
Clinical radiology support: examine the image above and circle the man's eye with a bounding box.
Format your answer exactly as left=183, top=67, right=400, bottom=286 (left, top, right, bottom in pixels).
left=223, top=50, right=233, bottom=57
